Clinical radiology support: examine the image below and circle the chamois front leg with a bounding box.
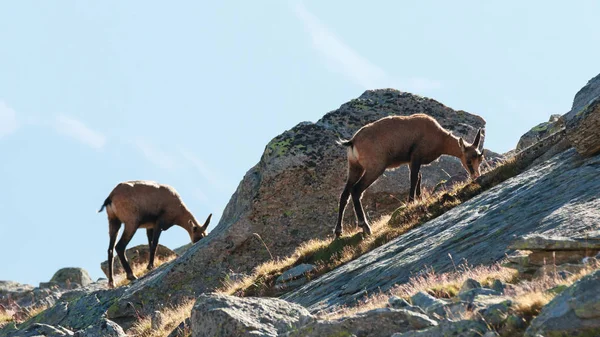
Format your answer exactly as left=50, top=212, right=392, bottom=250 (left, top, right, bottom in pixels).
left=115, top=225, right=138, bottom=281
left=408, top=162, right=421, bottom=203
left=147, top=222, right=163, bottom=271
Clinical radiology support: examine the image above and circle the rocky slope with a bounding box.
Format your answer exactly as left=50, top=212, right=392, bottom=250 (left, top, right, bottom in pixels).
left=2, top=72, right=600, bottom=336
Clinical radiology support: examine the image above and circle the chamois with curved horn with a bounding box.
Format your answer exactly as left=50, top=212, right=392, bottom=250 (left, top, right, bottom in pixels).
left=98, top=180, right=212, bottom=288
left=334, top=113, right=485, bottom=237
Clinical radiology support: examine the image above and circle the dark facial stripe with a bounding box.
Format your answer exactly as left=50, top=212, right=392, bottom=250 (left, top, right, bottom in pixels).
left=467, top=163, right=475, bottom=175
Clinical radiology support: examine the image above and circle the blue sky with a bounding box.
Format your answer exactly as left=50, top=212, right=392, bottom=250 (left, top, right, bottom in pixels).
left=1, top=1, right=598, bottom=286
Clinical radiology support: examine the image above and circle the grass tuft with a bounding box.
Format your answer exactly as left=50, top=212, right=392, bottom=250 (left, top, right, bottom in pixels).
left=113, top=255, right=176, bottom=287
left=128, top=299, right=195, bottom=337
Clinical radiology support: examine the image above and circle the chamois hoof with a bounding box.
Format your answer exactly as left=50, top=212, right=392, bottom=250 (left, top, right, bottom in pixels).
left=361, top=225, right=372, bottom=236
left=147, top=264, right=154, bottom=271
left=126, top=274, right=138, bottom=281
left=108, top=281, right=115, bottom=289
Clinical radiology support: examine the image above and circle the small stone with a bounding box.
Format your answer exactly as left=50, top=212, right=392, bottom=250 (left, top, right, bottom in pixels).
left=275, top=264, right=317, bottom=284
left=459, top=278, right=481, bottom=294
left=151, top=310, right=164, bottom=330
left=491, top=279, right=505, bottom=294
left=388, top=296, right=411, bottom=309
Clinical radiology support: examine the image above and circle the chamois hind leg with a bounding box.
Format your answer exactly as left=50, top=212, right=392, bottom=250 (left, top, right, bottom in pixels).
left=408, top=162, right=422, bottom=203
left=107, top=218, right=121, bottom=288
left=334, top=164, right=365, bottom=238
left=115, top=224, right=138, bottom=281
left=351, top=167, right=385, bottom=236
left=147, top=221, right=163, bottom=270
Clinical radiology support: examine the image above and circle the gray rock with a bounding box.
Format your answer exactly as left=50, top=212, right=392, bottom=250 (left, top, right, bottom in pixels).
left=459, top=278, right=481, bottom=294
left=525, top=269, right=600, bottom=336
left=564, top=72, right=600, bottom=122
left=458, top=288, right=502, bottom=302
left=99, top=244, right=176, bottom=278
left=73, top=319, right=126, bottom=337
left=285, top=308, right=437, bottom=337
left=190, top=293, right=314, bottom=337
left=566, top=97, right=600, bottom=157
left=166, top=318, right=190, bottom=337
left=391, top=319, right=491, bottom=337
left=389, top=296, right=411, bottom=309
left=388, top=296, right=427, bottom=315
left=477, top=299, right=512, bottom=326
left=276, top=264, right=316, bottom=283
left=49, top=268, right=93, bottom=289
left=151, top=310, right=164, bottom=330
left=510, top=233, right=600, bottom=251
left=491, top=279, right=505, bottom=294
left=516, top=114, right=565, bottom=151
left=13, top=323, right=74, bottom=337
left=283, top=148, right=600, bottom=314
left=410, top=292, right=447, bottom=311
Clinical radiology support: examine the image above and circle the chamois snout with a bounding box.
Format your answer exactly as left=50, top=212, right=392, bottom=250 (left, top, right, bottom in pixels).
left=458, top=128, right=485, bottom=179
left=191, top=213, right=212, bottom=243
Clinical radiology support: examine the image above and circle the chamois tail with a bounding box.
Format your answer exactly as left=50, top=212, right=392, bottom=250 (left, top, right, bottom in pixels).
left=97, top=197, right=111, bottom=213
left=336, top=138, right=353, bottom=147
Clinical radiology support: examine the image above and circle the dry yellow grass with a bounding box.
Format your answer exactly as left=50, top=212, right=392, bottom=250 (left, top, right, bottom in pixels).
left=113, top=255, right=176, bottom=287
left=128, top=299, right=195, bottom=337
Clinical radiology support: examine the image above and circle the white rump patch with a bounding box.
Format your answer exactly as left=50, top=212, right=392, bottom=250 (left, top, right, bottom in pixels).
left=348, top=146, right=360, bottom=162
left=106, top=203, right=117, bottom=216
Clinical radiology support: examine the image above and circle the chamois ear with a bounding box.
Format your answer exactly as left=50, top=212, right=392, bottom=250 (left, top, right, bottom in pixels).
left=201, top=213, right=212, bottom=232
left=458, top=137, right=467, bottom=152
left=473, top=128, right=484, bottom=150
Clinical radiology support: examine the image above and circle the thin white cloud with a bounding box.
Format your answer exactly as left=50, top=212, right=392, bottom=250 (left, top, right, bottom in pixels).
left=0, top=101, right=19, bottom=138
left=54, top=115, right=106, bottom=150
left=135, top=139, right=178, bottom=171
left=180, top=149, right=234, bottom=194
left=293, top=2, right=441, bottom=93
left=293, top=2, right=386, bottom=89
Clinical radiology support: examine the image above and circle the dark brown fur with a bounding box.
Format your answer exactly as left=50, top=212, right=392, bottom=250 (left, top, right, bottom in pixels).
left=98, top=180, right=212, bottom=288
left=334, top=113, right=484, bottom=237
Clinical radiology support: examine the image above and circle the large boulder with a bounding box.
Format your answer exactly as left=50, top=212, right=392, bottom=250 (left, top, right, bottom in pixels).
left=99, top=89, right=490, bottom=318
left=190, top=293, right=313, bottom=337
left=49, top=268, right=93, bottom=288
left=99, top=244, right=177, bottom=278
left=525, top=269, right=600, bottom=336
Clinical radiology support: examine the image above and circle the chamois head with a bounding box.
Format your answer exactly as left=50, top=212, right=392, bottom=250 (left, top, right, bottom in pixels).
left=190, top=213, right=212, bottom=243
left=458, top=128, right=485, bottom=179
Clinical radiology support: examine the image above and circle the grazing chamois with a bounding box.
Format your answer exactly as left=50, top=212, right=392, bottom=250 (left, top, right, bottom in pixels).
left=334, top=113, right=485, bottom=237
left=98, top=180, right=212, bottom=288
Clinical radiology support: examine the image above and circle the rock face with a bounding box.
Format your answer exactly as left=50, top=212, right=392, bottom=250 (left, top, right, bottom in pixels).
left=99, top=244, right=177, bottom=278
left=564, top=72, right=600, bottom=122
left=516, top=114, right=565, bottom=151
left=525, top=269, right=600, bottom=336
left=190, top=293, right=313, bottom=337
left=283, top=148, right=600, bottom=313
left=566, top=98, right=600, bottom=157
left=285, top=308, right=437, bottom=337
